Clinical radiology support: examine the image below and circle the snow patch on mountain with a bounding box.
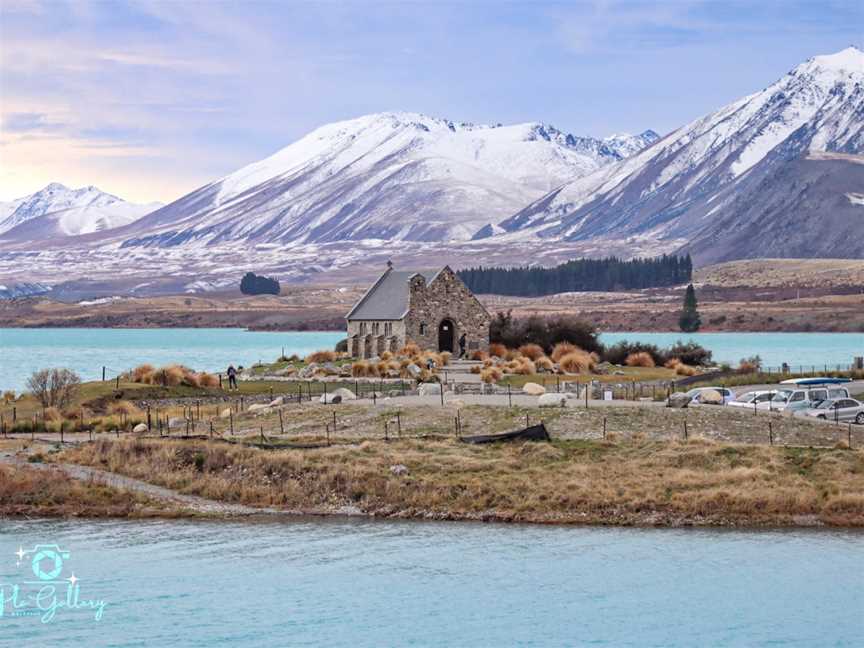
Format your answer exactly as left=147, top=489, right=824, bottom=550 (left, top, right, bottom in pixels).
left=0, top=183, right=160, bottom=238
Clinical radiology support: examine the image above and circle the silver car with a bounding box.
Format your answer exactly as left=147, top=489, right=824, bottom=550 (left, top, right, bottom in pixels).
left=804, top=398, right=864, bottom=424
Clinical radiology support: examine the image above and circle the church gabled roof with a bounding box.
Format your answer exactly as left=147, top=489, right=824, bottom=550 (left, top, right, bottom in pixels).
left=346, top=266, right=442, bottom=320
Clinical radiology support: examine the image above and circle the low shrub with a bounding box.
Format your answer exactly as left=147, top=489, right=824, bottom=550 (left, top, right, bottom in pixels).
left=738, top=356, right=763, bottom=374
left=625, top=352, right=655, bottom=368
left=334, top=339, right=348, bottom=353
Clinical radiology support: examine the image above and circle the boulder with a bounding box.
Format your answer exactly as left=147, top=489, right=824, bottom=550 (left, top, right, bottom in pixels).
left=332, top=387, right=356, bottom=401
left=322, top=362, right=339, bottom=375
left=523, top=382, right=546, bottom=396
left=390, top=464, right=409, bottom=476
left=274, top=366, right=296, bottom=376
left=132, top=423, right=148, bottom=434
left=418, top=382, right=442, bottom=396
left=268, top=397, right=284, bottom=407
left=319, top=393, right=343, bottom=404
left=667, top=392, right=691, bottom=409
left=406, top=363, right=422, bottom=379
left=247, top=403, right=270, bottom=414
left=699, top=389, right=724, bottom=405
left=219, top=408, right=232, bottom=419
left=538, top=393, right=566, bottom=408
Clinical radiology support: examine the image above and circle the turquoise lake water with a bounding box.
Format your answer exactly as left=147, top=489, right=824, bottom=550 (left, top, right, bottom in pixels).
left=1, top=328, right=862, bottom=392
left=0, top=518, right=861, bottom=646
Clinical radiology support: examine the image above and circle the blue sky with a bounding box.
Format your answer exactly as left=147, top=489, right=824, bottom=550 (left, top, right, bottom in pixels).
left=1, top=0, right=862, bottom=202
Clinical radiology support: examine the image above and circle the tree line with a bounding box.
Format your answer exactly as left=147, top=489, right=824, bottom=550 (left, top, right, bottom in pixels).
left=457, top=254, right=692, bottom=296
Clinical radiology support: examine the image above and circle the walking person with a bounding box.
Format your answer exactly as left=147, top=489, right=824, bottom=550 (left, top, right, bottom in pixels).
left=458, top=333, right=467, bottom=359
left=227, top=364, right=238, bottom=391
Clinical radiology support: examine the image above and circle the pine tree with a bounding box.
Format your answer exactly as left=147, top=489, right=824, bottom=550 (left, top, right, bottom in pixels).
left=678, top=283, right=701, bottom=332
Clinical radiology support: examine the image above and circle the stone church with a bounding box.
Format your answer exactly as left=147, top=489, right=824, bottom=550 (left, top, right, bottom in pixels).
left=346, top=263, right=491, bottom=359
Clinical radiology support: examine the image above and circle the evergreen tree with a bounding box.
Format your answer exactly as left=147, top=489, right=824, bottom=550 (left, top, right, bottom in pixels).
left=678, top=283, right=701, bottom=332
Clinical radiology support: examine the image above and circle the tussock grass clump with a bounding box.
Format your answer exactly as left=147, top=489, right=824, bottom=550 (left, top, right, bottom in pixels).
left=400, top=343, right=421, bottom=357
left=352, top=361, right=370, bottom=377
left=514, top=358, right=536, bottom=375
left=470, top=350, right=488, bottom=361
left=518, top=344, right=545, bottom=361
left=199, top=372, right=220, bottom=388
left=2, top=390, right=15, bottom=403
left=535, top=356, right=554, bottom=372
left=551, top=342, right=577, bottom=363
left=439, top=351, right=452, bottom=366
left=558, top=350, right=595, bottom=374
left=131, top=364, right=155, bottom=382
left=306, top=350, right=337, bottom=364
left=470, top=365, right=482, bottom=374
left=625, top=352, right=655, bottom=368
left=381, top=351, right=393, bottom=361
left=664, top=358, right=682, bottom=369
left=488, top=343, right=507, bottom=358
left=675, top=363, right=699, bottom=376
left=480, top=367, right=503, bottom=384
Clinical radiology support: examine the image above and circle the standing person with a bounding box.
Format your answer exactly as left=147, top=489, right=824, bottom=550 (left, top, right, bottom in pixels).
left=227, top=365, right=238, bottom=391
left=458, top=333, right=467, bottom=359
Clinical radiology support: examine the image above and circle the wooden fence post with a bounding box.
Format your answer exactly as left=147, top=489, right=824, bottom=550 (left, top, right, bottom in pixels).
left=279, top=409, right=285, bottom=435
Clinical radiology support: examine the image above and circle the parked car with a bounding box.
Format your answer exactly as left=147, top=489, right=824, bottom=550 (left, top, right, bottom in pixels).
left=728, top=390, right=778, bottom=408
left=684, top=387, right=735, bottom=405
left=803, top=398, right=864, bottom=424
left=761, top=386, right=851, bottom=413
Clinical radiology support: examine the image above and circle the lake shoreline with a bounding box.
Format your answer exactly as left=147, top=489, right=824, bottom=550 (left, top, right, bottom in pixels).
left=3, top=431, right=858, bottom=529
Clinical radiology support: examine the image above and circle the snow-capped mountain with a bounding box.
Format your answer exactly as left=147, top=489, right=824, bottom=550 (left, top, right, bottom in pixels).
left=0, top=183, right=160, bottom=240
left=116, top=112, right=657, bottom=247
left=498, top=47, right=864, bottom=262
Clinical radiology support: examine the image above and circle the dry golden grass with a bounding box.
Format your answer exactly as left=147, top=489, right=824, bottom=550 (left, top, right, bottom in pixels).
left=0, top=463, right=177, bottom=517
left=400, top=343, right=421, bottom=357
left=488, top=343, right=507, bottom=358
left=503, top=349, right=522, bottom=361
left=518, top=344, right=545, bottom=361
left=470, top=350, right=488, bottom=361
left=352, top=361, right=370, bottom=377
left=664, top=358, right=682, bottom=369
left=551, top=342, right=577, bottom=362
left=305, top=350, right=337, bottom=364
left=514, top=358, right=536, bottom=375
left=535, top=356, right=554, bottom=372
left=199, top=372, right=220, bottom=388
left=57, top=437, right=864, bottom=526
left=470, top=365, right=482, bottom=374
left=480, top=367, right=503, bottom=384
left=439, top=351, right=452, bottom=366
left=559, top=350, right=595, bottom=374
left=381, top=351, right=393, bottom=361
left=109, top=400, right=143, bottom=417
left=675, top=363, right=699, bottom=376
left=625, top=352, right=656, bottom=368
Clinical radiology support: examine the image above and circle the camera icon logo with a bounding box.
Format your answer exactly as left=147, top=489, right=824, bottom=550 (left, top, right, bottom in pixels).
left=28, top=544, right=72, bottom=581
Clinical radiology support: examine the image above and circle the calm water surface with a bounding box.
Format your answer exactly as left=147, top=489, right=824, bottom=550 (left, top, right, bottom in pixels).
left=0, top=518, right=861, bottom=647
left=1, top=328, right=862, bottom=392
